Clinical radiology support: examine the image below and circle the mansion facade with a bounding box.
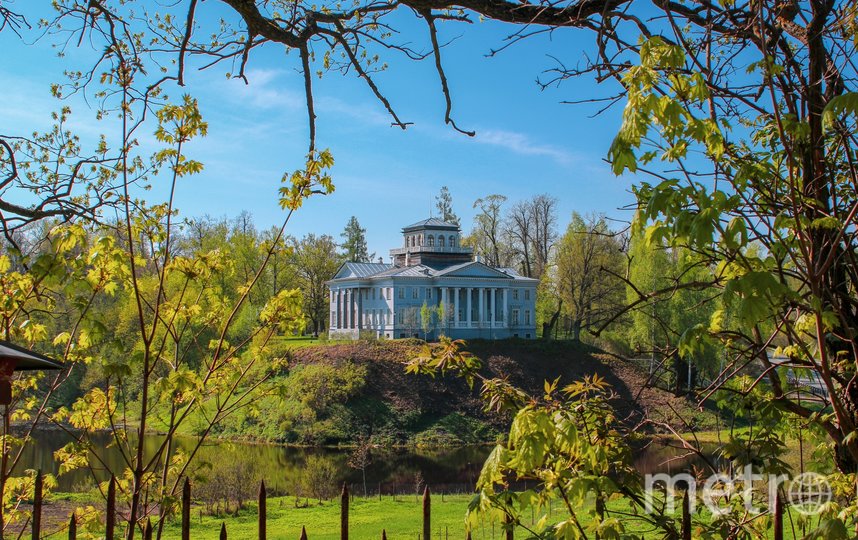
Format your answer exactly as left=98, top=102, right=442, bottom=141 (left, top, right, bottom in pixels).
left=327, top=218, right=538, bottom=340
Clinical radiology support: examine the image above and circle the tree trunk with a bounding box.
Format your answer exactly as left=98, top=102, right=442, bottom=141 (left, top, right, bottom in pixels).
left=541, top=300, right=562, bottom=340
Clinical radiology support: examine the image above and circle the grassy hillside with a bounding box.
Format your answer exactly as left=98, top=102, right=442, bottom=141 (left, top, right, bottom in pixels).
left=210, top=338, right=716, bottom=446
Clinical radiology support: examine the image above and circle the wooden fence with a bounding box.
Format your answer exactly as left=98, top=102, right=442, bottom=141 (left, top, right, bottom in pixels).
left=27, top=470, right=788, bottom=539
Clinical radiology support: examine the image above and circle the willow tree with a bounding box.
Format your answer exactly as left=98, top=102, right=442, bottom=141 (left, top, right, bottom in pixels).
left=555, top=212, right=624, bottom=342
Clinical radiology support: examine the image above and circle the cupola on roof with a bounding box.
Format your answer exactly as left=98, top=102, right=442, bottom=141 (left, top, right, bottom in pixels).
left=402, top=218, right=459, bottom=232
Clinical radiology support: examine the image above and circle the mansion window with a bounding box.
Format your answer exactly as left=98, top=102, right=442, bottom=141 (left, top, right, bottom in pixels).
left=412, top=287, right=419, bottom=299
left=511, top=309, right=520, bottom=326
left=386, top=288, right=391, bottom=300
left=449, top=235, right=456, bottom=247
left=398, top=287, right=404, bottom=299
left=512, top=289, right=519, bottom=300
left=525, top=310, right=531, bottom=325
left=428, top=235, right=435, bottom=247
left=426, top=288, right=432, bottom=299
left=524, top=289, right=530, bottom=300
left=439, top=235, right=445, bottom=247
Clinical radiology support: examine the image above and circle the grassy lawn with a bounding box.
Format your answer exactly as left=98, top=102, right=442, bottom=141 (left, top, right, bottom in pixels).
left=38, top=491, right=810, bottom=538
left=161, top=495, right=477, bottom=540
left=155, top=494, right=687, bottom=540
left=275, top=336, right=355, bottom=349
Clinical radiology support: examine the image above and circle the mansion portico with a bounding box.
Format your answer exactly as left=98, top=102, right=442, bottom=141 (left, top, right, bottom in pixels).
left=327, top=218, right=538, bottom=340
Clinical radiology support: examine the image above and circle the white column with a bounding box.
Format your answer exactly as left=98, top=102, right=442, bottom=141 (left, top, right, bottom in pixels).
left=466, top=288, right=472, bottom=327
left=350, top=288, right=356, bottom=329
left=478, top=288, right=484, bottom=327
left=336, top=290, right=341, bottom=329
left=441, top=287, right=448, bottom=325
left=357, top=288, right=363, bottom=330
left=346, top=289, right=352, bottom=329
left=489, top=288, right=495, bottom=326
left=502, top=288, right=508, bottom=327
left=453, top=288, right=460, bottom=327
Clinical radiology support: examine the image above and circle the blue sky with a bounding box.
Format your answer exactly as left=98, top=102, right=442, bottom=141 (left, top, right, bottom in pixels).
left=1, top=3, right=636, bottom=258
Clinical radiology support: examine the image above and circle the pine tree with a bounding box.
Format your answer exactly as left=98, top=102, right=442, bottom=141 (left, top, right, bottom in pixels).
left=340, top=216, right=373, bottom=262
left=434, top=186, right=460, bottom=226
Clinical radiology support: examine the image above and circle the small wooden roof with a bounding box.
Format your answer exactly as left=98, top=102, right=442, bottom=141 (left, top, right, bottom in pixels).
left=0, top=341, right=63, bottom=371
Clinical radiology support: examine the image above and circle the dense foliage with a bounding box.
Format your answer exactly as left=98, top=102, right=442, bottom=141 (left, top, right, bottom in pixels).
left=2, top=0, right=858, bottom=537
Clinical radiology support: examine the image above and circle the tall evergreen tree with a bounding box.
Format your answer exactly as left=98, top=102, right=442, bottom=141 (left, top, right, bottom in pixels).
left=434, top=186, right=460, bottom=226
left=340, top=216, right=373, bottom=262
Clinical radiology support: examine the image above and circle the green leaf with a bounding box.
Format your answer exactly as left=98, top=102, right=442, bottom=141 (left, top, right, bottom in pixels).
left=823, top=92, right=858, bottom=129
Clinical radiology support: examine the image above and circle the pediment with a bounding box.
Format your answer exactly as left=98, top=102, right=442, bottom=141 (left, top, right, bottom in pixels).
left=332, top=264, right=356, bottom=279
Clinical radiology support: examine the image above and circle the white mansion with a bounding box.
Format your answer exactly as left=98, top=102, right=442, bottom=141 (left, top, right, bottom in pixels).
left=327, top=218, right=538, bottom=340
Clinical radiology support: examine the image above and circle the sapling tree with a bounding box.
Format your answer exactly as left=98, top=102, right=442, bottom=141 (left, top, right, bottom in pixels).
left=49, top=92, right=325, bottom=539
left=420, top=301, right=434, bottom=341
left=347, top=434, right=373, bottom=497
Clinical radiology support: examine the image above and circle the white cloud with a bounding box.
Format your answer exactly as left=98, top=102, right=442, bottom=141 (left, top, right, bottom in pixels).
left=316, top=95, right=397, bottom=127
left=474, top=129, right=576, bottom=166
left=217, top=68, right=304, bottom=110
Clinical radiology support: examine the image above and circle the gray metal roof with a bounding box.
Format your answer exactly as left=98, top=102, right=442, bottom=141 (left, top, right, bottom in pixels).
left=402, top=218, right=459, bottom=232
left=497, top=267, right=536, bottom=280
left=341, top=262, right=394, bottom=278
left=372, top=264, right=437, bottom=278
left=329, top=261, right=539, bottom=283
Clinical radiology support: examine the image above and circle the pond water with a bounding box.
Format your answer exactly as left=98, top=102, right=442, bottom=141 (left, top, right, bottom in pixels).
left=13, top=430, right=720, bottom=493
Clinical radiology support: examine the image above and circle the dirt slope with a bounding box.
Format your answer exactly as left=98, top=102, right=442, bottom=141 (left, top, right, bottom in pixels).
left=290, top=339, right=711, bottom=444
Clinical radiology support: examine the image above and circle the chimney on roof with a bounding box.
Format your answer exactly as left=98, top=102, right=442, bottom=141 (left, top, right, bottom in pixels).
left=378, top=257, right=383, bottom=264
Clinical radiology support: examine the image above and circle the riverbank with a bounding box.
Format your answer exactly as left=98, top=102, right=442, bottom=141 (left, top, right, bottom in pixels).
left=185, top=338, right=720, bottom=447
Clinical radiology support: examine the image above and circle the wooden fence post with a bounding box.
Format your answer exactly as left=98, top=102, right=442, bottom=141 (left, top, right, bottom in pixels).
left=31, top=469, right=43, bottom=540
left=341, top=483, right=349, bottom=540
left=423, top=486, right=431, bottom=540
left=220, top=522, right=227, bottom=540
left=259, top=480, right=267, bottom=540
left=300, top=525, right=308, bottom=540
left=68, top=513, right=76, bottom=540
left=381, top=529, right=387, bottom=540
left=106, top=475, right=116, bottom=540
left=773, top=493, right=783, bottom=540
left=466, top=531, right=472, bottom=540
left=182, top=478, right=191, bottom=540
left=681, top=490, right=691, bottom=540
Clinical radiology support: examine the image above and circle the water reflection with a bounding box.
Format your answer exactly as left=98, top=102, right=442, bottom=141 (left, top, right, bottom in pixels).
left=15, top=430, right=720, bottom=493
left=633, top=437, right=724, bottom=477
